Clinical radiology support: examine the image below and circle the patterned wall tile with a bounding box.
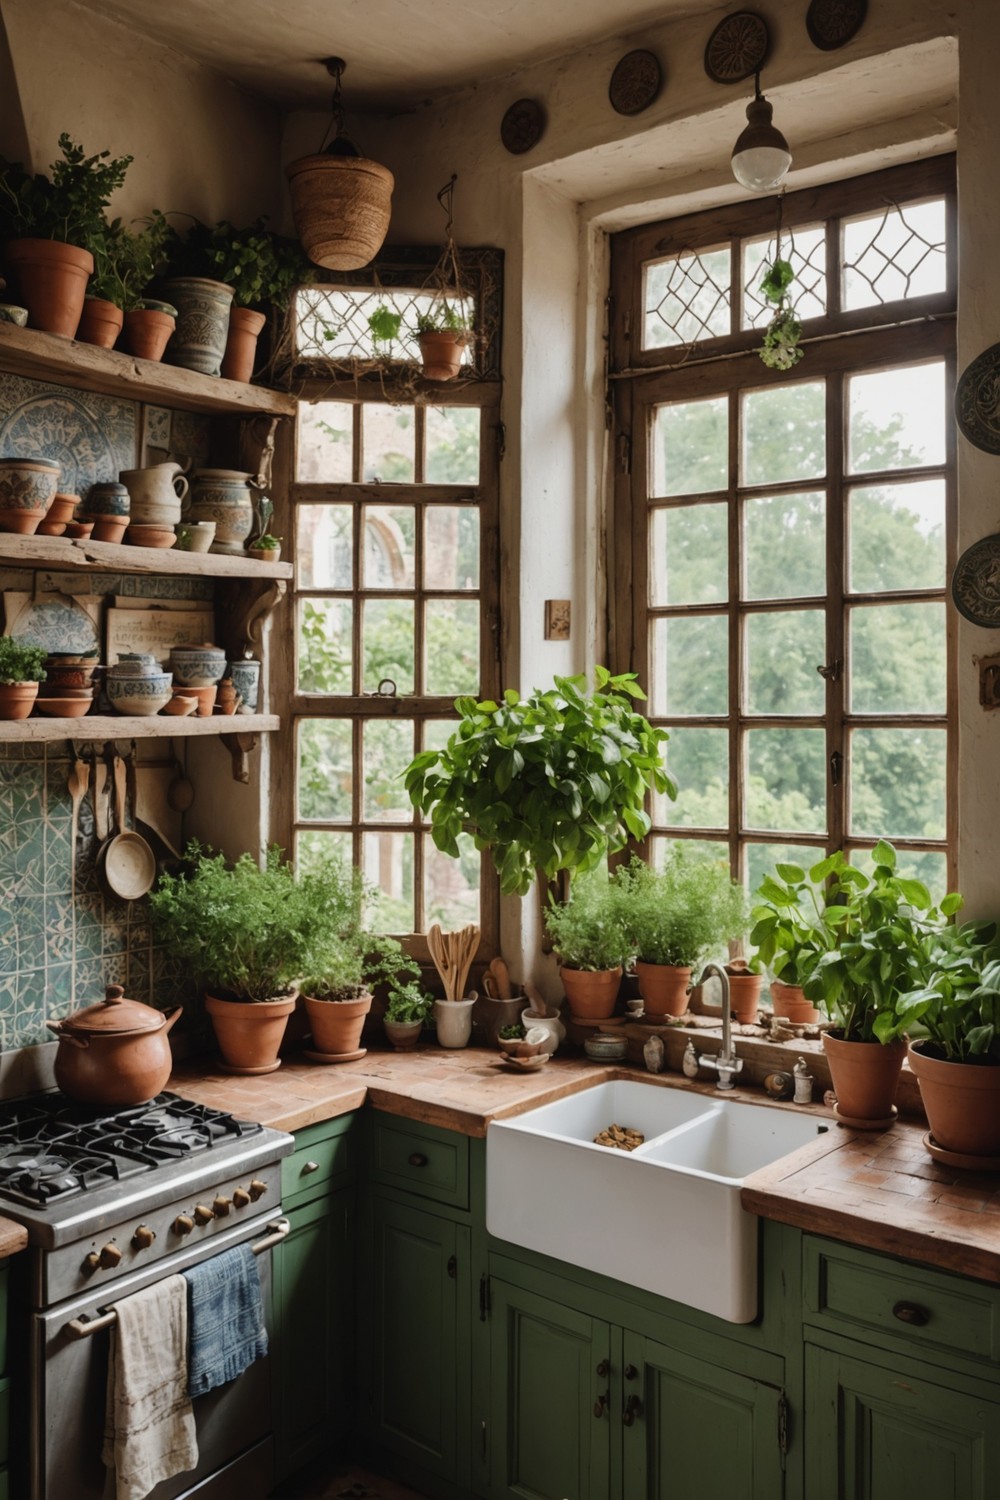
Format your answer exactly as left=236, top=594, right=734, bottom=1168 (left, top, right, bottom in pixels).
left=0, top=373, right=137, bottom=501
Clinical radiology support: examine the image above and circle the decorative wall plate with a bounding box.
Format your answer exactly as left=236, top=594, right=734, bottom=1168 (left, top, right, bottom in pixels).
left=951, top=534, right=1000, bottom=626
left=955, top=342, right=1000, bottom=455
left=500, top=98, right=546, bottom=155
left=609, top=49, right=663, bottom=116
left=806, top=0, right=868, bottom=51
left=704, top=11, right=770, bottom=83
left=2, top=592, right=102, bottom=654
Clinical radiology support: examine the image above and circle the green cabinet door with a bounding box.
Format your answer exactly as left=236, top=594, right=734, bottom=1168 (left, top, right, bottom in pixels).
left=488, top=1276, right=612, bottom=1500
left=369, top=1195, right=462, bottom=1484
left=806, top=1343, right=1000, bottom=1500
left=272, top=1187, right=354, bottom=1481
left=622, top=1331, right=786, bottom=1500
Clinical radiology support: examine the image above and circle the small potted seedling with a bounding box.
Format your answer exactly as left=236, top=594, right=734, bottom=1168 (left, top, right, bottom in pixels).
left=415, top=301, right=472, bottom=381
left=383, top=982, right=435, bottom=1050
left=249, top=532, right=282, bottom=562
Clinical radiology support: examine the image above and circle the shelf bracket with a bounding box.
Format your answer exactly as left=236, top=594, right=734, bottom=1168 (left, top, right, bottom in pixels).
left=219, top=732, right=259, bottom=784
left=216, top=577, right=287, bottom=661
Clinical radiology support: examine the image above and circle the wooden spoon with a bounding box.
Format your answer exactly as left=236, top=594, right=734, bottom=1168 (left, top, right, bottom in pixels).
left=67, top=756, right=88, bottom=899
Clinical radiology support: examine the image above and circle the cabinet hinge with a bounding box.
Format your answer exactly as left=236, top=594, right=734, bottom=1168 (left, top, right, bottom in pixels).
left=778, top=1390, right=789, bottom=1465
left=479, top=1272, right=491, bottom=1322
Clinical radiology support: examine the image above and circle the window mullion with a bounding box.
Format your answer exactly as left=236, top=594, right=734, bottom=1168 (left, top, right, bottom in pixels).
left=826, top=372, right=847, bottom=854
left=728, top=389, right=743, bottom=883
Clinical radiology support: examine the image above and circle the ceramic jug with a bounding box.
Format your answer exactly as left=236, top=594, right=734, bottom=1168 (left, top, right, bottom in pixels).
left=119, top=462, right=189, bottom=525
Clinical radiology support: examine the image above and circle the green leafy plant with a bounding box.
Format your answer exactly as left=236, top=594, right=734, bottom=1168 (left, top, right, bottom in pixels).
left=416, top=302, right=472, bottom=334
left=894, top=921, right=1000, bottom=1063
left=0, top=639, right=47, bottom=684
left=368, top=304, right=403, bottom=347
left=617, top=850, right=746, bottom=968
left=758, top=257, right=803, bottom=372
left=161, top=217, right=310, bottom=308
left=498, top=1021, right=527, bottom=1040
left=543, top=872, right=633, bottom=972
left=89, top=211, right=169, bottom=310
left=384, top=982, right=435, bottom=1025
left=751, top=858, right=837, bottom=985
left=0, top=133, right=132, bottom=249
left=252, top=532, right=282, bottom=551
left=297, top=849, right=418, bottom=1002
left=404, top=668, right=675, bottom=897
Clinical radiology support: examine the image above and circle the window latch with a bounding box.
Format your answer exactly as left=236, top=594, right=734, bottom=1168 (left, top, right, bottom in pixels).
left=830, top=750, right=844, bottom=786
left=817, top=659, right=842, bottom=682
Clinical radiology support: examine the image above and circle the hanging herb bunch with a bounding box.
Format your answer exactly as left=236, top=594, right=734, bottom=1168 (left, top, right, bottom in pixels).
left=758, top=254, right=803, bottom=371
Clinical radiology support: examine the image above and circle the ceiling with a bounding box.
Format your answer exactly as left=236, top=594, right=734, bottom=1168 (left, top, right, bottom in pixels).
left=80, top=0, right=720, bottom=111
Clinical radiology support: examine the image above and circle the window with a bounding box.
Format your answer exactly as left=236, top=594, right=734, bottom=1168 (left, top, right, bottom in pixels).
left=610, top=158, right=956, bottom=891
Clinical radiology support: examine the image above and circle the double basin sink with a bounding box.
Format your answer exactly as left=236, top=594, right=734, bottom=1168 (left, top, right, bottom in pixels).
left=486, top=1080, right=828, bottom=1324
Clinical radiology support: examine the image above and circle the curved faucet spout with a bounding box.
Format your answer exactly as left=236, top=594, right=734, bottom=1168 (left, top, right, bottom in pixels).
left=695, top=962, right=742, bottom=1091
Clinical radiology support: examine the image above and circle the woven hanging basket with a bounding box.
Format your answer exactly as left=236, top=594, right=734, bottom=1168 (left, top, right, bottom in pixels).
left=286, top=152, right=394, bottom=271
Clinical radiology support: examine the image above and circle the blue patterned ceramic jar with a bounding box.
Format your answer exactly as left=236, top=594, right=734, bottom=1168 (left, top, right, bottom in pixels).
left=189, top=469, right=254, bottom=555
left=163, top=277, right=235, bottom=377
left=106, top=662, right=172, bottom=715
left=83, top=482, right=130, bottom=518
left=169, top=645, right=227, bottom=687
left=0, top=457, right=61, bottom=534
left=228, top=658, right=261, bottom=713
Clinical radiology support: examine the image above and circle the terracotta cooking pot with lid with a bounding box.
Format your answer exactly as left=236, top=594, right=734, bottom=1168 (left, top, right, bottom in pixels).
left=46, top=985, right=182, bottom=1106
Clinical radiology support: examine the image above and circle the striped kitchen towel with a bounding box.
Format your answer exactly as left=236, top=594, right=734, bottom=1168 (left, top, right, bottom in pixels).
left=183, top=1243, right=268, bottom=1397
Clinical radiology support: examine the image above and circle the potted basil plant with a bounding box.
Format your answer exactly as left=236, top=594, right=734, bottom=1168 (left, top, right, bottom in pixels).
left=383, top=982, right=435, bottom=1051
left=750, top=859, right=835, bottom=1023
left=0, top=638, right=47, bottom=720
left=543, top=872, right=633, bottom=1022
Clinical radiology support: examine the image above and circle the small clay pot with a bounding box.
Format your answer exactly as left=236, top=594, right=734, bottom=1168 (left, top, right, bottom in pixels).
left=560, top=966, right=623, bottom=1021
left=635, top=962, right=692, bottom=1018
left=823, top=1032, right=907, bottom=1126
left=121, top=305, right=176, bottom=363
left=303, top=992, right=372, bottom=1059
left=770, top=980, right=821, bottom=1024
left=77, top=296, right=123, bottom=349
left=384, top=1018, right=422, bottom=1051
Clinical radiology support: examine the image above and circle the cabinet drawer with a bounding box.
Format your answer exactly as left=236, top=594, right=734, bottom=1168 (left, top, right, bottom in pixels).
left=282, top=1116, right=356, bottom=1204
left=371, top=1115, right=469, bottom=1210
left=804, top=1235, right=1000, bottom=1369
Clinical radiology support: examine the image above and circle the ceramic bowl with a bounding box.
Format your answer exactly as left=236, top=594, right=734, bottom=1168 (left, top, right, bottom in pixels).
left=109, top=653, right=161, bottom=677
left=583, top=1033, right=629, bottom=1062
left=33, top=695, right=94, bottom=718
left=169, top=645, right=227, bottom=687
left=498, top=1028, right=548, bottom=1059
left=127, top=523, right=176, bottom=549
left=107, top=669, right=172, bottom=716
left=175, top=521, right=216, bottom=553
left=0, top=304, right=28, bottom=327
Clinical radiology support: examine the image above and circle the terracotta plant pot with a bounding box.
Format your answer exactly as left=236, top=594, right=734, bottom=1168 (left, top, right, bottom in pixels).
left=635, top=962, right=692, bottom=1018
left=0, top=682, right=39, bottom=720
left=728, top=972, right=764, bottom=1023
left=909, top=1041, right=1000, bottom=1160
left=770, top=980, right=821, bottom=1024
left=5, top=237, right=94, bottom=337
left=384, top=1018, right=422, bottom=1051
left=560, top=965, right=623, bottom=1022
left=303, top=991, right=372, bottom=1058
left=418, top=330, right=468, bottom=381
left=823, top=1032, right=908, bottom=1126
left=90, top=517, right=128, bottom=544
left=76, top=296, right=123, bottom=349
left=0, top=456, right=61, bottom=534
left=121, top=306, right=176, bottom=362
left=221, top=307, right=267, bottom=383
left=205, top=991, right=297, bottom=1074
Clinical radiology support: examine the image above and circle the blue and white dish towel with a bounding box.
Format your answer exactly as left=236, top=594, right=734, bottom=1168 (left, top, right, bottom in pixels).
left=183, top=1244, right=268, bottom=1397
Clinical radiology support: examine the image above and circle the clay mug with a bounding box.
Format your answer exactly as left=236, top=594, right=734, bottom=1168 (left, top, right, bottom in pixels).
left=119, top=462, right=189, bottom=524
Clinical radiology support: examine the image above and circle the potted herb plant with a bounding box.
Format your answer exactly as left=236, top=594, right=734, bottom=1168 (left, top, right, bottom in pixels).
left=750, top=860, right=832, bottom=1023
left=415, top=302, right=471, bottom=381
left=404, top=668, right=674, bottom=899
left=0, top=133, right=132, bottom=337
left=148, top=841, right=317, bottom=1073
left=543, top=872, right=633, bottom=1021
left=383, top=981, right=435, bottom=1051
left=248, top=532, right=282, bottom=563
left=615, top=851, right=746, bottom=1018
left=0, top=638, right=47, bottom=719
left=83, top=212, right=173, bottom=356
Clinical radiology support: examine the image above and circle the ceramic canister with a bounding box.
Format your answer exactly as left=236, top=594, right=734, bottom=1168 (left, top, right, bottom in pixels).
left=168, top=644, right=227, bottom=687
left=189, top=469, right=254, bottom=556
left=163, top=277, right=235, bottom=377
left=83, top=482, right=130, bottom=518
left=0, top=457, right=61, bottom=531
left=228, top=659, right=260, bottom=713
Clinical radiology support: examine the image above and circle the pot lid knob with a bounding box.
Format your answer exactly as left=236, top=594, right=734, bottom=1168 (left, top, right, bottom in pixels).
left=104, top=985, right=125, bottom=1006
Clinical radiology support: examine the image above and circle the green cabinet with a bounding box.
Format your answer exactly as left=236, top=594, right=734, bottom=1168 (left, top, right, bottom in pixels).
left=272, top=1115, right=357, bottom=1482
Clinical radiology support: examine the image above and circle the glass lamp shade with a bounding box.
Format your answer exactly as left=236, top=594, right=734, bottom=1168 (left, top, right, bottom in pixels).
left=731, top=95, right=792, bottom=192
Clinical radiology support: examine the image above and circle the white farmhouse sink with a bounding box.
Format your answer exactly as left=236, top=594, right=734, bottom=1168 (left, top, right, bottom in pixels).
left=486, top=1080, right=827, bottom=1324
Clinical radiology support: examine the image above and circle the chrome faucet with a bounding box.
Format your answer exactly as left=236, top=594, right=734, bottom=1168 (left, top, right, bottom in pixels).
left=682, top=962, right=743, bottom=1091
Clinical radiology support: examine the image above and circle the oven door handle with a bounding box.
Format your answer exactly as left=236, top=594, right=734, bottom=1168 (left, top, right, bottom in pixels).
left=63, top=1218, right=292, bottom=1340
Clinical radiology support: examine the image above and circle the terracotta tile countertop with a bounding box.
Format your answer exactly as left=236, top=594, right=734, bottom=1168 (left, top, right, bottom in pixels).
left=0, top=1216, right=29, bottom=1259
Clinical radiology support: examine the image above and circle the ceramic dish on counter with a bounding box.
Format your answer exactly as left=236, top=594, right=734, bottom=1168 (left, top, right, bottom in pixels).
left=583, top=1033, right=629, bottom=1062
left=496, top=1052, right=552, bottom=1072
left=33, top=695, right=94, bottom=718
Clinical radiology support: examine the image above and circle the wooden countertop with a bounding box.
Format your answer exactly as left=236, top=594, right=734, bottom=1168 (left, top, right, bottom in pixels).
left=0, top=1216, right=29, bottom=1258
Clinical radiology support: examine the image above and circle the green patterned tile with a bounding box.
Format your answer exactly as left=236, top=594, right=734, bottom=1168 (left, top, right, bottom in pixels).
left=46, top=962, right=73, bottom=1019
left=9, top=895, right=46, bottom=970
left=72, top=956, right=106, bottom=1000
left=101, top=952, right=128, bottom=989
left=45, top=898, right=75, bottom=962
left=126, top=947, right=152, bottom=1003
left=74, top=895, right=104, bottom=960
left=14, top=969, right=47, bottom=1046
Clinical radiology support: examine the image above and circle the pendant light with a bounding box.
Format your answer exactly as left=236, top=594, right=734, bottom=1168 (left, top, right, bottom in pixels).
left=731, top=72, right=792, bottom=193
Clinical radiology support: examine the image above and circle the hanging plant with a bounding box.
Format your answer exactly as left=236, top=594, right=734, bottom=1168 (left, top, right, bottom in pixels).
left=758, top=255, right=803, bottom=371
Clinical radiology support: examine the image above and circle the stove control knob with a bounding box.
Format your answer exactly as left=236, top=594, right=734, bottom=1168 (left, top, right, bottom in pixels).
left=82, top=1251, right=101, bottom=1273
left=248, top=1179, right=268, bottom=1201
left=232, top=1187, right=251, bottom=1208
left=173, top=1214, right=194, bottom=1236
left=131, top=1224, right=156, bottom=1250
left=98, top=1242, right=122, bottom=1269
left=194, top=1204, right=215, bottom=1226
left=213, top=1196, right=232, bottom=1218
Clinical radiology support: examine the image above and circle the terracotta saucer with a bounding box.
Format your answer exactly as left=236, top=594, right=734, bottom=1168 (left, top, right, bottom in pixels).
left=922, top=1133, right=1000, bottom=1172
left=833, top=1102, right=898, bottom=1131
left=218, top=1059, right=282, bottom=1075
left=303, top=1046, right=367, bottom=1065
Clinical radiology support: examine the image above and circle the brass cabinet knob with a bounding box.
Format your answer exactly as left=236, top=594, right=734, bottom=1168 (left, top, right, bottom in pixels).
left=194, top=1204, right=215, bottom=1226
left=131, top=1224, right=156, bottom=1250
left=173, top=1214, right=194, bottom=1236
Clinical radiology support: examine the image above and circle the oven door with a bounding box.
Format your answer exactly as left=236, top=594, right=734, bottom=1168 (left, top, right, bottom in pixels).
left=28, top=1212, right=289, bottom=1500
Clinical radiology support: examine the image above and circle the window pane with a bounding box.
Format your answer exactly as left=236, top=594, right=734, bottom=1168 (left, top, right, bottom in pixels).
left=849, top=479, right=945, bottom=593
left=426, top=407, right=480, bottom=484
left=363, top=831, right=414, bottom=930
left=652, top=836, right=729, bottom=870
left=363, top=599, right=414, bottom=694
left=423, top=719, right=459, bottom=755
left=650, top=505, right=727, bottom=605
left=296, top=504, right=352, bottom=590
left=425, top=600, right=479, bottom=695
left=296, top=828, right=353, bottom=871
left=362, top=404, right=415, bottom=482
left=363, top=719, right=414, bottom=822
left=843, top=200, right=947, bottom=310
left=652, top=397, right=728, bottom=497
left=746, top=843, right=824, bottom=901
left=297, top=401, right=353, bottom=483
left=425, top=507, right=480, bottom=590
left=742, top=383, right=826, bottom=486
left=363, top=505, right=415, bottom=588
left=745, top=611, right=825, bottom=716
left=298, top=599, right=352, bottom=694
left=424, top=834, right=480, bottom=929
left=297, top=719, right=352, bottom=821
left=850, top=603, right=946, bottom=714
left=742, top=226, right=827, bottom=329
left=850, top=728, right=946, bottom=840
left=851, top=845, right=947, bottom=894
left=650, top=615, right=729, bottom=717
left=744, top=491, right=825, bottom=599
left=847, top=364, right=945, bottom=473
left=654, top=726, right=728, bottom=828
left=643, top=247, right=730, bottom=349
left=746, top=729, right=826, bottom=833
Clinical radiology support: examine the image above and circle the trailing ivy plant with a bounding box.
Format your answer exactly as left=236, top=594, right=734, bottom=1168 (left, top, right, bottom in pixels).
left=0, top=134, right=132, bottom=250
left=758, top=256, right=803, bottom=372
left=404, top=668, right=676, bottom=897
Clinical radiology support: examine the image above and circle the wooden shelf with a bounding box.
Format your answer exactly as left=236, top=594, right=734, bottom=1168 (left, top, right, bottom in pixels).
left=0, top=533, right=291, bottom=579
left=0, top=322, right=297, bottom=418
left=0, top=713, right=279, bottom=742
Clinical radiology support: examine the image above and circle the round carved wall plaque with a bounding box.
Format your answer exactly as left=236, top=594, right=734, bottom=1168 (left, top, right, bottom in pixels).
left=956, top=342, right=1000, bottom=455
left=704, top=10, right=770, bottom=83
left=952, top=534, right=1000, bottom=627
left=609, top=49, right=663, bottom=116
left=500, top=98, right=546, bottom=155
left=806, top=0, right=868, bottom=51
